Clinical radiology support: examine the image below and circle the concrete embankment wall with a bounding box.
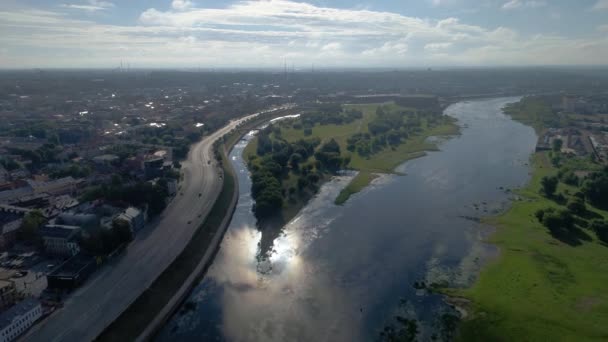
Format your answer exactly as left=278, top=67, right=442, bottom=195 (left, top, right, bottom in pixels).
left=135, top=143, right=240, bottom=342
left=135, top=109, right=294, bottom=341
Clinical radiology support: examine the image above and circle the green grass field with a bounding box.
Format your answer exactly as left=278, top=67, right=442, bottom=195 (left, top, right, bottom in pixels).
left=271, top=103, right=458, bottom=205
left=452, top=153, right=608, bottom=342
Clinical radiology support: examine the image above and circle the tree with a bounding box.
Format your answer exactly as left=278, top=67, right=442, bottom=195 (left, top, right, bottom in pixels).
left=112, top=219, right=134, bottom=244
left=307, top=173, right=320, bottom=184
left=540, top=176, right=558, bottom=197
left=0, top=158, right=19, bottom=171
left=567, top=197, right=586, bottom=216
left=541, top=209, right=574, bottom=234
left=257, top=133, right=273, bottom=155
left=552, top=138, right=563, bottom=152
left=582, top=168, right=608, bottom=208
left=590, top=219, right=608, bottom=243
left=320, top=139, right=340, bottom=153
left=297, top=177, right=309, bottom=191
left=559, top=171, right=579, bottom=186
left=535, top=208, right=548, bottom=222
left=19, top=211, right=46, bottom=242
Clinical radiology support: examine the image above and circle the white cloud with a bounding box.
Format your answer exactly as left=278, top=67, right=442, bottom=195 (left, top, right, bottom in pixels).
left=598, top=24, right=608, bottom=32
left=321, top=42, right=342, bottom=52
left=0, top=0, right=607, bottom=68
left=362, top=39, right=408, bottom=57
left=428, top=0, right=460, bottom=7
left=172, top=0, right=194, bottom=11
left=502, top=0, right=547, bottom=10
left=593, top=0, right=608, bottom=10
left=424, top=42, right=453, bottom=51
left=61, top=0, right=114, bottom=12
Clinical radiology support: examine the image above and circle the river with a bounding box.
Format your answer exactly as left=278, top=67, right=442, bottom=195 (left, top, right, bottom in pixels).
left=157, top=97, right=537, bottom=341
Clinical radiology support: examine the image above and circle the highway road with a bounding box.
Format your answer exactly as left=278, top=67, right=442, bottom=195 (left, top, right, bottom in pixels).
left=24, top=112, right=262, bottom=342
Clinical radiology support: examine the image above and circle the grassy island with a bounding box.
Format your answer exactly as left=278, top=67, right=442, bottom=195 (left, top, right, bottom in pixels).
left=244, top=102, right=458, bottom=224
left=450, top=96, right=608, bottom=341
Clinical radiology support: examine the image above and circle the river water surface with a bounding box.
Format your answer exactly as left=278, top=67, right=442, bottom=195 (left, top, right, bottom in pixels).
left=158, top=98, right=537, bottom=341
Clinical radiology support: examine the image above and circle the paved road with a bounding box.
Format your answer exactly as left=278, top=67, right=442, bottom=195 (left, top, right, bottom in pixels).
left=25, top=113, right=260, bottom=342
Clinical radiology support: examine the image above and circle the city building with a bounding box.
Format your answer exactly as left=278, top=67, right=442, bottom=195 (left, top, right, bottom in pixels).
left=0, top=167, right=7, bottom=184
left=39, top=225, right=81, bottom=257
left=0, top=298, right=42, bottom=342
left=166, top=179, right=178, bottom=196
left=56, top=213, right=99, bottom=230
left=589, top=133, right=608, bottom=161
left=562, top=95, right=576, bottom=113
left=92, top=154, right=119, bottom=173
left=0, top=220, right=21, bottom=252
left=46, top=254, right=97, bottom=290
left=0, top=210, right=23, bottom=252
left=0, top=187, right=34, bottom=205
left=0, top=280, right=17, bottom=310
left=143, top=157, right=164, bottom=180
left=114, top=207, right=146, bottom=233
left=92, top=154, right=119, bottom=165
left=26, top=176, right=83, bottom=196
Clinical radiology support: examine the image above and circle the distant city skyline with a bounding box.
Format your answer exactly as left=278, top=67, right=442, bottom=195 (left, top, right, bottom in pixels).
left=1, top=0, right=607, bottom=68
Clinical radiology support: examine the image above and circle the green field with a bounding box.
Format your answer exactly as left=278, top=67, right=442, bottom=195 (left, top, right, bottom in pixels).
left=503, top=97, right=569, bottom=134
left=257, top=103, right=458, bottom=206
left=451, top=152, right=608, bottom=341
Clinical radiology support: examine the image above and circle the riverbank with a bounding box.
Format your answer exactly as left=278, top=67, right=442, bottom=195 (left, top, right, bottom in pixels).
left=450, top=135, right=608, bottom=338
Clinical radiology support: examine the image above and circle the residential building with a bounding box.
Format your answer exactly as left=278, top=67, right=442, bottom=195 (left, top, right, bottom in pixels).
left=47, top=254, right=97, bottom=290
left=0, top=220, right=21, bottom=252
left=0, top=281, right=17, bottom=310
left=0, top=187, right=34, bottom=205
left=115, top=207, right=146, bottom=233
left=167, top=179, right=178, bottom=196
left=0, top=167, right=7, bottom=184
left=92, top=154, right=119, bottom=165
left=26, top=176, right=83, bottom=196
left=56, top=213, right=99, bottom=230
left=39, top=225, right=81, bottom=257
left=92, top=154, right=119, bottom=173
left=0, top=298, right=42, bottom=342
left=143, top=157, right=164, bottom=179
left=562, top=95, right=576, bottom=112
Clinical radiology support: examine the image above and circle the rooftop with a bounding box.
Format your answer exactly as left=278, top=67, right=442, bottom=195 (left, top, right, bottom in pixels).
left=1, top=219, right=22, bottom=235
left=40, top=225, right=80, bottom=239
left=0, top=298, right=40, bottom=330
left=57, top=213, right=99, bottom=228
left=49, top=254, right=95, bottom=278
left=0, top=279, right=14, bottom=289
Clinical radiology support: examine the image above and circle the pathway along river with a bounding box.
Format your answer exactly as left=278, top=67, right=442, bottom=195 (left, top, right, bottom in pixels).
left=158, top=98, right=537, bottom=341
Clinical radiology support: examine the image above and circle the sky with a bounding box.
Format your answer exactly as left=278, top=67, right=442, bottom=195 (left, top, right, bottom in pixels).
left=0, top=0, right=607, bottom=69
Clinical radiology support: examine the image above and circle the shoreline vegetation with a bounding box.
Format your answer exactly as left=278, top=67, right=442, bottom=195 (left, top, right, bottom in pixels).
left=448, top=96, right=608, bottom=341
left=243, top=101, right=459, bottom=225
